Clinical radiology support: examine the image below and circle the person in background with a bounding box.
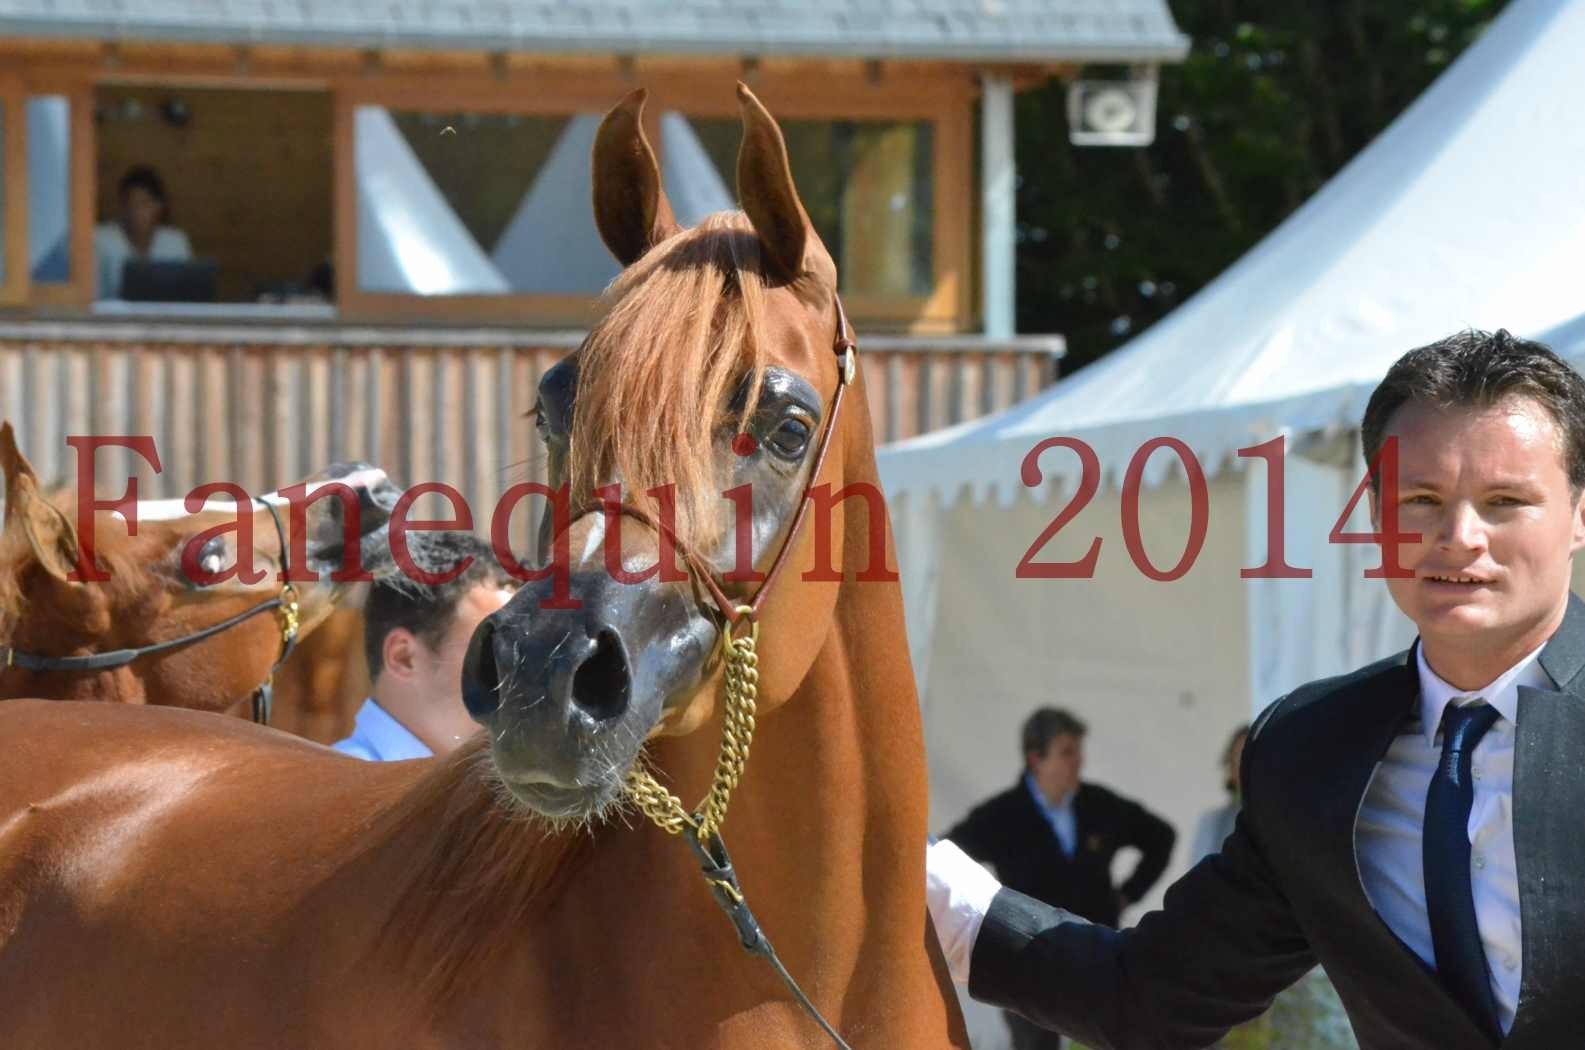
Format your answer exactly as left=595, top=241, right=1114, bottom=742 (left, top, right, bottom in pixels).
left=94, top=165, right=192, bottom=299
left=942, top=706, right=1177, bottom=1050
left=333, top=531, right=515, bottom=761
left=1189, top=722, right=1249, bottom=865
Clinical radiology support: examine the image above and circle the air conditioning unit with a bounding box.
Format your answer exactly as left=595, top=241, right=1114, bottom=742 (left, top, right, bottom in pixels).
left=1067, top=66, right=1159, bottom=147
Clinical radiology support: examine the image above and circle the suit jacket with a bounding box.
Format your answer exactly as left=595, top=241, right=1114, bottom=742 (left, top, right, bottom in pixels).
left=945, top=779, right=1176, bottom=928
left=969, top=595, right=1585, bottom=1050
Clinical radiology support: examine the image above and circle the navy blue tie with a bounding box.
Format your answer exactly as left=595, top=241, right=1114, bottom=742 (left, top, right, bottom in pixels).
left=1423, top=700, right=1503, bottom=1038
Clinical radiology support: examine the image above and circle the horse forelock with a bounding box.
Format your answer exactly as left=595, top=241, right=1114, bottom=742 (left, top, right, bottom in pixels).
left=570, top=212, right=789, bottom=552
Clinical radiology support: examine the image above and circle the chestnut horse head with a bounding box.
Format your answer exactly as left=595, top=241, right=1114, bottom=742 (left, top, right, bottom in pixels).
left=0, top=421, right=399, bottom=717
left=445, top=85, right=964, bottom=1046
left=464, top=85, right=874, bottom=822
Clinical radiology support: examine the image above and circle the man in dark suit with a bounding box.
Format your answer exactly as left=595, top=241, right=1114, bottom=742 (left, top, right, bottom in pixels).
left=941, top=707, right=1176, bottom=1049
left=926, top=329, right=1585, bottom=1049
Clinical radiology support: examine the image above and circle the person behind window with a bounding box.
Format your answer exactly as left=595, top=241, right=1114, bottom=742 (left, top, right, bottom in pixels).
left=333, top=531, right=516, bottom=761
left=94, top=165, right=192, bottom=299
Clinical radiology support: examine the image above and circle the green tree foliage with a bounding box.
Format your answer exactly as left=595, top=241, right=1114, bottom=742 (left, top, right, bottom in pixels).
left=1016, top=0, right=1508, bottom=373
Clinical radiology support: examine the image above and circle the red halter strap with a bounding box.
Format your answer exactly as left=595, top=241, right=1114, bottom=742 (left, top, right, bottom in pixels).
left=578, top=293, right=857, bottom=633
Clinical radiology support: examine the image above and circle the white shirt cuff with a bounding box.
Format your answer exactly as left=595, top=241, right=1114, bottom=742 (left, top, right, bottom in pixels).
left=926, top=838, right=1002, bottom=985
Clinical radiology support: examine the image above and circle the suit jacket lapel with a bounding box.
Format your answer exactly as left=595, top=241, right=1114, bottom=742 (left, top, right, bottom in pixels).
left=1317, top=646, right=1502, bottom=1044
left=1330, top=651, right=1436, bottom=961
left=1508, top=596, right=1585, bottom=1043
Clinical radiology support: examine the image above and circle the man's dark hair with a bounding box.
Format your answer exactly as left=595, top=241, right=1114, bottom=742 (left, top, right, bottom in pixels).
left=1021, top=706, right=1087, bottom=761
left=363, top=531, right=514, bottom=681
left=118, top=165, right=170, bottom=206
left=1362, top=328, right=1585, bottom=494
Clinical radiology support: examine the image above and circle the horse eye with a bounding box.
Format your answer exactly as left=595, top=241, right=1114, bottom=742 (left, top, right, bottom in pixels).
left=766, top=418, right=812, bottom=459
left=186, top=535, right=228, bottom=586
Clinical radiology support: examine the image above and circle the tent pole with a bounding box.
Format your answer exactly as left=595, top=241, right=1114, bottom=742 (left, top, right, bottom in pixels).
left=980, top=73, right=1015, bottom=339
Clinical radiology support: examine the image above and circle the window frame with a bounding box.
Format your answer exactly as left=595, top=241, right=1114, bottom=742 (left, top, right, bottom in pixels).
left=0, top=74, right=27, bottom=307
left=334, top=71, right=972, bottom=333
left=19, top=76, right=96, bottom=308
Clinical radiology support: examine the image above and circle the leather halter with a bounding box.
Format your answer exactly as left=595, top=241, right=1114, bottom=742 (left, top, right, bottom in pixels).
left=581, top=292, right=861, bottom=1050
left=584, top=292, right=858, bottom=637
left=0, top=499, right=301, bottom=725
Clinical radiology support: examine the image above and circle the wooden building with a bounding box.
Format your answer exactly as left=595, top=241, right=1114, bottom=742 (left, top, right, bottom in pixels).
left=0, top=0, right=1186, bottom=517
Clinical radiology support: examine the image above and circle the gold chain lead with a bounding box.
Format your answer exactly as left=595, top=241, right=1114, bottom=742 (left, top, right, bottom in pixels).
left=626, top=607, right=760, bottom=841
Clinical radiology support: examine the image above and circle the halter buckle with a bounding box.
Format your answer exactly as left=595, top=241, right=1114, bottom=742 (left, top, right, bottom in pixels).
left=277, top=583, right=301, bottom=643
left=839, top=345, right=857, bottom=386
left=723, top=604, right=760, bottom=647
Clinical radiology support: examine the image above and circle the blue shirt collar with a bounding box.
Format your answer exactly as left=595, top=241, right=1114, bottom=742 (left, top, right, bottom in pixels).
left=333, top=698, right=433, bottom=761
left=1023, top=769, right=1075, bottom=818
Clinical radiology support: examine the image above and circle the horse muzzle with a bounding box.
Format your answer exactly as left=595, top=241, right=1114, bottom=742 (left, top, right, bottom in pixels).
left=461, top=574, right=709, bottom=821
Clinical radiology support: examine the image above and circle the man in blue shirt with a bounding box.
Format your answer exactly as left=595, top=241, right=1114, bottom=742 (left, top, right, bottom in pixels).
left=943, top=707, right=1176, bottom=1050
left=333, top=531, right=516, bottom=761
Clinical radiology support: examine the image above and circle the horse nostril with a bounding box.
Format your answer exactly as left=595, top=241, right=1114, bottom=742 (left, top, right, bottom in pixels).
left=460, top=616, right=501, bottom=722
left=570, top=627, right=630, bottom=723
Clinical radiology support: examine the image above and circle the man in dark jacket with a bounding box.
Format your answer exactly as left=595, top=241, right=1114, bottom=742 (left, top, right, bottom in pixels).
left=926, top=329, right=1585, bottom=1050
left=942, top=706, right=1176, bottom=1049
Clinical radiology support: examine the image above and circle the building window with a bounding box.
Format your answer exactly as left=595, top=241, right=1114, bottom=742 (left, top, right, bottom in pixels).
left=353, top=107, right=935, bottom=304
left=356, top=107, right=634, bottom=296
left=92, top=85, right=333, bottom=304
left=28, top=95, right=72, bottom=285
left=690, top=117, right=935, bottom=299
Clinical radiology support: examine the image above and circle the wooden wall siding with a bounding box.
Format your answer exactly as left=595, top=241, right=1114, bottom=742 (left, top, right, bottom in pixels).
left=0, top=336, right=1058, bottom=534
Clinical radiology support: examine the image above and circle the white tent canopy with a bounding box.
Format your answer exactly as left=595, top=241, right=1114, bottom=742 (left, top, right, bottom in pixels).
left=491, top=111, right=735, bottom=294
left=355, top=106, right=510, bottom=296
left=881, top=13, right=1585, bottom=1039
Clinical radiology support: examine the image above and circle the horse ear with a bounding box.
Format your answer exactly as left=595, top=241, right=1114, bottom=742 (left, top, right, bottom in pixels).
left=1, top=422, right=81, bottom=581
left=2, top=421, right=39, bottom=526
left=735, top=82, right=831, bottom=286
left=592, top=88, right=680, bottom=267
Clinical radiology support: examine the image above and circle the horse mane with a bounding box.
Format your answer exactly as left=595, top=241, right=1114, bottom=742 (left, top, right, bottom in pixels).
left=377, top=736, right=588, bottom=1009
left=570, top=212, right=777, bottom=550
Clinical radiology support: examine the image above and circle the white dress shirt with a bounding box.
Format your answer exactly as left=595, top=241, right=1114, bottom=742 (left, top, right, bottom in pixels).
left=926, top=837, right=1001, bottom=984
left=1025, top=772, right=1078, bottom=857
left=1355, top=642, right=1543, bottom=1035
left=93, top=222, right=192, bottom=299
left=331, top=698, right=434, bottom=762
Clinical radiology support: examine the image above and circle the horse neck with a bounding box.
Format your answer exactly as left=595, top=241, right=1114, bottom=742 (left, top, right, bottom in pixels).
left=606, top=445, right=943, bottom=1035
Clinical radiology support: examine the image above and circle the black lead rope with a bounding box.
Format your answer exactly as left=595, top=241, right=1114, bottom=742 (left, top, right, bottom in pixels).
left=684, top=827, right=857, bottom=1050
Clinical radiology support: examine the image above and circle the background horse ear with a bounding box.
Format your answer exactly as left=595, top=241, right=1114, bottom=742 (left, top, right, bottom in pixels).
left=735, top=82, right=834, bottom=288
left=591, top=88, right=680, bottom=267
left=0, top=420, right=32, bottom=523
left=1, top=422, right=82, bottom=582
